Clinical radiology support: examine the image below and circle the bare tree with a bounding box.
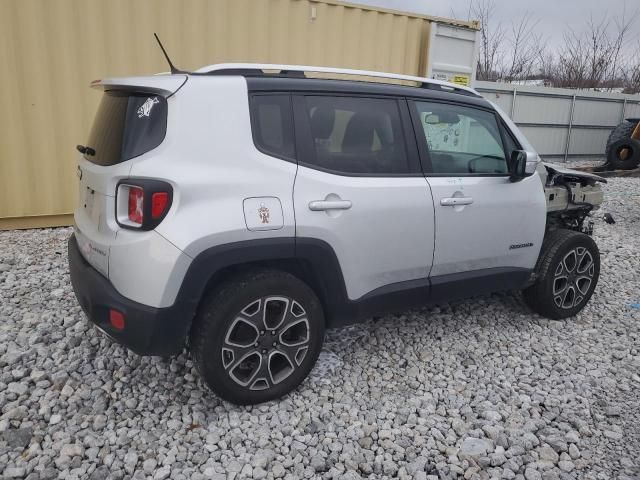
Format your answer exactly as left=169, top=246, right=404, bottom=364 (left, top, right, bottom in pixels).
left=453, top=0, right=545, bottom=83
left=554, top=28, right=590, bottom=89
left=538, top=50, right=558, bottom=85
left=503, top=13, right=545, bottom=82
left=454, top=0, right=637, bottom=89
left=552, top=10, right=637, bottom=89
left=623, top=43, right=640, bottom=94
left=470, top=0, right=506, bottom=81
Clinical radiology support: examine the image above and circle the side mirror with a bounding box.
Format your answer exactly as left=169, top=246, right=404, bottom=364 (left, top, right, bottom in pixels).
left=509, top=150, right=527, bottom=182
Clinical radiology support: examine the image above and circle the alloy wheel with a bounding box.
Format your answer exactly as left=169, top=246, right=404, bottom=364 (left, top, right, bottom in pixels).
left=552, top=246, right=596, bottom=310
left=221, top=296, right=310, bottom=391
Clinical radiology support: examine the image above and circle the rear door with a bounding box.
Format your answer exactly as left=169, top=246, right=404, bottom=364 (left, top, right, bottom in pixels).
left=292, top=94, right=435, bottom=300
left=409, top=99, right=545, bottom=283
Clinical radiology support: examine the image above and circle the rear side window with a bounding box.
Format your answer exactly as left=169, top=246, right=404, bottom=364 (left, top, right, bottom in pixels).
left=301, top=96, right=409, bottom=175
left=85, top=91, right=167, bottom=166
left=250, top=95, right=295, bottom=161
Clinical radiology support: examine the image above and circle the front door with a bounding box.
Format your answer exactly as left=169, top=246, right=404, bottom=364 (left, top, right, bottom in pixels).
left=410, top=99, right=546, bottom=281
left=292, top=94, right=435, bottom=300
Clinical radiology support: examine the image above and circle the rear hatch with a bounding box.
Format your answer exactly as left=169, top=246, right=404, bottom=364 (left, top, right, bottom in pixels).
left=75, top=75, right=186, bottom=277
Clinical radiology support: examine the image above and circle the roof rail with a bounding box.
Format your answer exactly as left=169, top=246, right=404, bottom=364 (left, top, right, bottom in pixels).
left=193, top=63, right=479, bottom=97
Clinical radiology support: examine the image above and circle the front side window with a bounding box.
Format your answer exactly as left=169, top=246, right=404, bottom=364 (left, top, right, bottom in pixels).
left=250, top=95, right=295, bottom=161
left=302, top=96, right=409, bottom=175
left=414, top=101, right=508, bottom=175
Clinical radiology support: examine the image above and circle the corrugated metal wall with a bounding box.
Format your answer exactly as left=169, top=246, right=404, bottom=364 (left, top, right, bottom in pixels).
left=2, top=0, right=469, bottom=229
left=477, top=81, right=640, bottom=162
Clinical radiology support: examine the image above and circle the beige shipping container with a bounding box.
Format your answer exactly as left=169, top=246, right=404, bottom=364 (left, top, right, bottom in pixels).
left=0, top=0, right=478, bottom=230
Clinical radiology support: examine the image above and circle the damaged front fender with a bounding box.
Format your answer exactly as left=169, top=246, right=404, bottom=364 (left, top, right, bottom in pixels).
left=543, top=162, right=607, bottom=187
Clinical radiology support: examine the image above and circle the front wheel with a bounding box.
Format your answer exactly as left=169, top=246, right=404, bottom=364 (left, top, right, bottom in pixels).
left=189, top=270, right=325, bottom=405
left=523, top=229, right=600, bottom=319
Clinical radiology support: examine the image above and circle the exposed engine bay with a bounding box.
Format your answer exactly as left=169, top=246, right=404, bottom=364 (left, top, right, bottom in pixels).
left=542, top=163, right=606, bottom=235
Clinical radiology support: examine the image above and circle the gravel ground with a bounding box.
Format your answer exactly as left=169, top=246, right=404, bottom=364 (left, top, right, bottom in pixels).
left=1, top=178, right=639, bottom=480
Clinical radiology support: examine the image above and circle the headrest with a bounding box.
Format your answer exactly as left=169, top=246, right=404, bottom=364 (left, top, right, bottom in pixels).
left=310, top=106, right=335, bottom=140
left=342, top=112, right=376, bottom=153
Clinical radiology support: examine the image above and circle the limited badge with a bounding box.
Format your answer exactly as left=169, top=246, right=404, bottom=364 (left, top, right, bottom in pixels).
left=137, top=97, right=160, bottom=118
left=258, top=203, right=270, bottom=224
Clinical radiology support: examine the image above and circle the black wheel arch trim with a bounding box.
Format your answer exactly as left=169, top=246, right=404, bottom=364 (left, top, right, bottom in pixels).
left=176, top=237, right=350, bottom=328
left=176, top=237, right=533, bottom=331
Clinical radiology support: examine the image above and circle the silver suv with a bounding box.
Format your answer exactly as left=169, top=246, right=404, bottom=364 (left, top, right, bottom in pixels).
left=69, top=64, right=605, bottom=404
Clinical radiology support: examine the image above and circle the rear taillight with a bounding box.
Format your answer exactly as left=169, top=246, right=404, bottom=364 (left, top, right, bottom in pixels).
left=116, top=180, right=173, bottom=230
left=127, top=186, right=144, bottom=225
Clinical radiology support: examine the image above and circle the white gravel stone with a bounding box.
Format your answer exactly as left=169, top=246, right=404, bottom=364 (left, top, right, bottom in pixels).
left=568, top=443, right=581, bottom=460
left=0, top=178, right=639, bottom=478
left=558, top=460, right=575, bottom=472
left=124, top=451, right=138, bottom=473
left=7, top=382, right=28, bottom=395
left=525, top=467, right=542, bottom=480
left=272, top=463, right=286, bottom=478
left=3, top=467, right=26, bottom=478
left=253, top=466, right=268, bottom=479
left=60, top=444, right=84, bottom=457
left=603, top=430, right=623, bottom=440
left=539, top=445, right=559, bottom=463
left=153, top=466, right=171, bottom=480
left=565, top=430, right=580, bottom=444
left=143, top=458, right=157, bottom=473
left=459, top=437, right=493, bottom=458
left=49, top=414, right=62, bottom=425
left=482, top=410, right=503, bottom=422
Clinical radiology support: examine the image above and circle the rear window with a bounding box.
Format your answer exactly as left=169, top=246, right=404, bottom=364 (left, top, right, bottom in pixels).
left=84, top=91, right=167, bottom=166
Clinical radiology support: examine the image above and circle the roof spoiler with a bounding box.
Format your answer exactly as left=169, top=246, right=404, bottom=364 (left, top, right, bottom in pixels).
left=90, top=75, right=188, bottom=98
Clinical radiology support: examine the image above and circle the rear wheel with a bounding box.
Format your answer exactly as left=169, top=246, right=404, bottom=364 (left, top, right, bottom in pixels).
left=523, top=229, right=600, bottom=319
left=190, top=270, right=325, bottom=405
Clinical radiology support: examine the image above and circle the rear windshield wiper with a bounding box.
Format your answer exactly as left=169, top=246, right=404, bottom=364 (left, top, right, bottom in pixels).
left=77, top=144, right=96, bottom=156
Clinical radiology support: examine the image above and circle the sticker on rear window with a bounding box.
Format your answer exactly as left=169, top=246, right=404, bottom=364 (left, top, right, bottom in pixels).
left=137, top=97, right=160, bottom=118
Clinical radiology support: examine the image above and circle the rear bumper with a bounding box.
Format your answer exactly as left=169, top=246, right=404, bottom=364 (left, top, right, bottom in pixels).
left=68, top=234, right=191, bottom=356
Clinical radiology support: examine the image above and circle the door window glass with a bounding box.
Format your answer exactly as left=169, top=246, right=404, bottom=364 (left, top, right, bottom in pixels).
left=303, top=96, right=409, bottom=174
left=414, top=101, right=508, bottom=175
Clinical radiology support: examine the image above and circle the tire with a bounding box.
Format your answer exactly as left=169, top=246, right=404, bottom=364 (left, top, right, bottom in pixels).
left=607, top=138, right=640, bottom=171
left=605, top=120, right=637, bottom=157
left=523, top=229, right=600, bottom=320
left=189, top=270, right=325, bottom=405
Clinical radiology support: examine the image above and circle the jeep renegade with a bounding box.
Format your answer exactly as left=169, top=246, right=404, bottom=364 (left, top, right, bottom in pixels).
left=69, top=64, right=605, bottom=404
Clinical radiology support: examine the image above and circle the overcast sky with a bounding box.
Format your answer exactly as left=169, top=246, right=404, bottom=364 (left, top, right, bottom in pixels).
left=349, top=0, right=640, bottom=52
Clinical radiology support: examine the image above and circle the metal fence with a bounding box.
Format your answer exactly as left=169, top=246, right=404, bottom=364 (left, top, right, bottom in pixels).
left=476, top=81, right=640, bottom=162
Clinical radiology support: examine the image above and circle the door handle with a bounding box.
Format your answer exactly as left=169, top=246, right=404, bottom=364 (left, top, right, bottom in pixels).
left=441, top=197, right=474, bottom=206
left=308, top=200, right=352, bottom=211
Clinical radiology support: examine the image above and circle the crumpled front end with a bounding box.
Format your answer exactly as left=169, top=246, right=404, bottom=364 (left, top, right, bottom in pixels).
left=541, top=163, right=607, bottom=235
